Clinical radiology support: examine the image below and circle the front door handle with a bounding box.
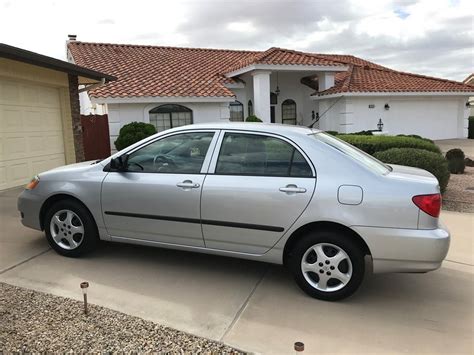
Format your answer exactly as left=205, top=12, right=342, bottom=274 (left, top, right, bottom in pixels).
left=279, top=184, right=307, bottom=194
left=177, top=180, right=200, bottom=189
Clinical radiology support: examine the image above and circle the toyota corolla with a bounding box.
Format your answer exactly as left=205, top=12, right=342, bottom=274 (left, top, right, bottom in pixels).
left=18, top=123, right=450, bottom=300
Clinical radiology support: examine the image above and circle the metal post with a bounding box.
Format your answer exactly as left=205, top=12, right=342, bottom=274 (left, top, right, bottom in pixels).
left=80, top=282, right=89, bottom=315
left=294, top=341, right=304, bottom=353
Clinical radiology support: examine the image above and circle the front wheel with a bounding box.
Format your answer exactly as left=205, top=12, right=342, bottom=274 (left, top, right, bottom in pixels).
left=44, top=200, right=98, bottom=257
left=288, top=230, right=365, bottom=301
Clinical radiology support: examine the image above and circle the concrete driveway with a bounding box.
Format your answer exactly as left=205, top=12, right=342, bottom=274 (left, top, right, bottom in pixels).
left=1, top=188, right=473, bottom=354
left=435, top=139, right=474, bottom=158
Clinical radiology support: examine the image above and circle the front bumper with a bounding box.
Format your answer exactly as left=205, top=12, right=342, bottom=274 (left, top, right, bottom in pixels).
left=353, top=224, right=450, bottom=273
left=17, top=189, right=43, bottom=231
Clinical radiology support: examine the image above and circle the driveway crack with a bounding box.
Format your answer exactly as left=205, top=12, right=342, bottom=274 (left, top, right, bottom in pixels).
left=219, top=265, right=270, bottom=342
left=0, top=248, right=51, bottom=275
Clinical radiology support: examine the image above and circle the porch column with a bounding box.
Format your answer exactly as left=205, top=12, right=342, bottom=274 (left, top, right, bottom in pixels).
left=252, top=70, right=271, bottom=122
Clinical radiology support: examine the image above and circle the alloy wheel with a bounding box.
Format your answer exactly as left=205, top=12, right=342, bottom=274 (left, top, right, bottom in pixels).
left=49, top=209, right=85, bottom=250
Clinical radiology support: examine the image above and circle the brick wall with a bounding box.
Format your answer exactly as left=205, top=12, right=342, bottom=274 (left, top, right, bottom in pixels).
left=68, top=74, right=85, bottom=162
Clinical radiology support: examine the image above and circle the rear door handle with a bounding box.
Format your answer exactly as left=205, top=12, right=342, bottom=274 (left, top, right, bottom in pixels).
left=279, top=185, right=307, bottom=193
left=177, top=180, right=200, bottom=189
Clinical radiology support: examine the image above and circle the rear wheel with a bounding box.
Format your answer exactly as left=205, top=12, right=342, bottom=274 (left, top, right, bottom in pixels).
left=44, top=200, right=98, bottom=257
left=288, top=230, right=365, bottom=301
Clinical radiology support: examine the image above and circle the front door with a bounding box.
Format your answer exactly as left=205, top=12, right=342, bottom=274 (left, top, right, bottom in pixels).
left=201, top=131, right=316, bottom=254
left=101, top=131, right=217, bottom=247
left=270, top=106, right=276, bottom=123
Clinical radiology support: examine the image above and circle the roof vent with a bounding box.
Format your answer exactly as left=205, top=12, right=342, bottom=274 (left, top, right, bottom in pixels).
left=68, top=34, right=77, bottom=41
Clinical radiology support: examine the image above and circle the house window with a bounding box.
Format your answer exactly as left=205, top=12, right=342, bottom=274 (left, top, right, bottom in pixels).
left=282, top=99, right=296, bottom=125
left=229, top=100, right=244, bottom=122
left=248, top=100, right=253, bottom=117
left=149, top=104, right=193, bottom=132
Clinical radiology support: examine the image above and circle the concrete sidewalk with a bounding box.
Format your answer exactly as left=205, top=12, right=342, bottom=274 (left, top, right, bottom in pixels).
left=1, top=188, right=472, bottom=354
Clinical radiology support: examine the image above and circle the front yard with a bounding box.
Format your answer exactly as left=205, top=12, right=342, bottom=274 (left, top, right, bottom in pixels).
left=443, top=166, right=474, bottom=212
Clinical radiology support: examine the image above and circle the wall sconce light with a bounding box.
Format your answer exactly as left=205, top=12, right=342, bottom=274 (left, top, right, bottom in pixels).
left=384, top=103, right=390, bottom=110
left=377, top=118, right=384, bottom=131
left=275, top=72, right=281, bottom=96
left=466, top=101, right=471, bottom=108
left=311, top=110, right=315, bottom=120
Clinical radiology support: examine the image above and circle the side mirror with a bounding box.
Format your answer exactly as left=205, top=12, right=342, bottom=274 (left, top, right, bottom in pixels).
left=110, top=155, right=128, bottom=171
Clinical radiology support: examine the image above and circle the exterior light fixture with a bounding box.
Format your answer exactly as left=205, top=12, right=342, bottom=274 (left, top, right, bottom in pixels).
left=80, top=281, right=89, bottom=315
left=384, top=103, right=390, bottom=110
left=377, top=118, right=384, bottom=131
left=275, top=72, right=281, bottom=96
left=311, top=110, right=315, bottom=120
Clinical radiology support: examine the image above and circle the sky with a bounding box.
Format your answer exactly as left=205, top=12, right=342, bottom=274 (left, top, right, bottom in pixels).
left=0, top=0, right=472, bottom=81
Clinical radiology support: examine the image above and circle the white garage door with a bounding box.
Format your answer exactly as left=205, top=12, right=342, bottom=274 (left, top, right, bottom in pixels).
left=0, top=78, right=66, bottom=190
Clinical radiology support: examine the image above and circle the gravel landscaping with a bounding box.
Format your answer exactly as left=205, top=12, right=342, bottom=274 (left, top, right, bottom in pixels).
left=443, top=166, right=474, bottom=213
left=0, top=282, right=244, bottom=353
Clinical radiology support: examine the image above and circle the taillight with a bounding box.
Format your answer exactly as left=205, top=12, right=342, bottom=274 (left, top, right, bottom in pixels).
left=412, top=194, right=441, bottom=218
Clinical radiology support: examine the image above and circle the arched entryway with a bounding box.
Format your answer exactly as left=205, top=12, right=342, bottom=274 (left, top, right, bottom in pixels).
left=149, top=104, right=192, bottom=132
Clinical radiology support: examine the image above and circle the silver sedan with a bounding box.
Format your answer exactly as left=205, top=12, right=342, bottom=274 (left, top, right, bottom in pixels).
left=18, top=123, right=450, bottom=300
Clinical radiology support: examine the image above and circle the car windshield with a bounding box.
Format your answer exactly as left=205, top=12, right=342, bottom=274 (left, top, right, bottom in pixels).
left=310, top=132, right=391, bottom=175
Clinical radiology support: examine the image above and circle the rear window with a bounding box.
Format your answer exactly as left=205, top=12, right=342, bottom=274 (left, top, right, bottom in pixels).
left=310, top=132, right=391, bottom=175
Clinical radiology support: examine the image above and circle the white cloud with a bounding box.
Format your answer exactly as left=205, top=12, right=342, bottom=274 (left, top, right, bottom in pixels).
left=0, top=0, right=472, bottom=80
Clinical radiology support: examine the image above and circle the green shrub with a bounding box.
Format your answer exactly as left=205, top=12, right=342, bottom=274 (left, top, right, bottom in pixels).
left=347, top=130, right=373, bottom=136
left=374, top=148, right=450, bottom=193
left=114, top=122, right=157, bottom=151
left=337, top=135, right=441, bottom=155
left=397, top=134, right=434, bottom=144
left=445, top=148, right=465, bottom=174
left=245, top=115, right=262, bottom=122
left=325, top=130, right=339, bottom=136
left=468, top=117, right=474, bottom=139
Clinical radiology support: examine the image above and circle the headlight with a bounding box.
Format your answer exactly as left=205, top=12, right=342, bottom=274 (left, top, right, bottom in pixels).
left=25, top=175, right=40, bottom=190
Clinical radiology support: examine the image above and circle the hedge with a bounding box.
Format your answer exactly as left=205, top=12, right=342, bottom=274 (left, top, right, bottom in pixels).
left=337, top=135, right=442, bottom=155
left=245, top=115, right=263, bottom=122
left=114, top=122, right=157, bottom=151
left=374, top=148, right=450, bottom=193
left=468, top=116, right=474, bottom=139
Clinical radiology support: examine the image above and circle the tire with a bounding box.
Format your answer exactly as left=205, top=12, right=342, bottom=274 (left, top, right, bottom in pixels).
left=44, top=199, right=99, bottom=257
left=288, top=230, right=365, bottom=301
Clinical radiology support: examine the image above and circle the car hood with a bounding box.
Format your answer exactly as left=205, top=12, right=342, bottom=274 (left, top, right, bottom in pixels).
left=42, top=160, right=100, bottom=175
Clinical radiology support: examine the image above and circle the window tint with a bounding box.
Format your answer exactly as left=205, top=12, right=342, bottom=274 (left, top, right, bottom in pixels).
left=215, top=133, right=312, bottom=177
left=127, top=132, right=214, bottom=173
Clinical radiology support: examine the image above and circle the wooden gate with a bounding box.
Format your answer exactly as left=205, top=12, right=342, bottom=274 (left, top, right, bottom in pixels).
left=81, top=114, right=111, bottom=161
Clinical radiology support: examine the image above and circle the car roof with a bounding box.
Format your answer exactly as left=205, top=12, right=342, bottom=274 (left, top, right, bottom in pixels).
left=169, top=122, right=320, bottom=136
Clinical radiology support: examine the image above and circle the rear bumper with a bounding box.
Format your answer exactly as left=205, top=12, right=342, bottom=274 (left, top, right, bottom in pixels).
left=17, top=189, right=43, bottom=231
left=353, top=224, right=450, bottom=273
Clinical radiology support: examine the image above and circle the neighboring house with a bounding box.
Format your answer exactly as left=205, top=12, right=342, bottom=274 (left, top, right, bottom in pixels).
left=0, top=43, right=115, bottom=190
left=463, top=73, right=474, bottom=117
left=67, top=39, right=474, bottom=152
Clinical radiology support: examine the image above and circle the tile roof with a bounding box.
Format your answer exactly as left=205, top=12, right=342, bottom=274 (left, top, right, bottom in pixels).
left=315, top=65, right=474, bottom=96
left=68, top=41, right=474, bottom=99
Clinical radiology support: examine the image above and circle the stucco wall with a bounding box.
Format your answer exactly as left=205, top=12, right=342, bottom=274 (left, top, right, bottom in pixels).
left=316, top=96, right=469, bottom=139
left=107, top=102, right=231, bottom=152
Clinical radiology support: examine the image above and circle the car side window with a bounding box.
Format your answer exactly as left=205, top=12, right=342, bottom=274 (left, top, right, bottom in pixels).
left=215, top=133, right=312, bottom=177
left=127, top=132, right=214, bottom=173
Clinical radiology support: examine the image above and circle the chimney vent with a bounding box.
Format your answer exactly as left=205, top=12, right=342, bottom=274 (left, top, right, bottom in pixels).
left=68, top=34, right=77, bottom=41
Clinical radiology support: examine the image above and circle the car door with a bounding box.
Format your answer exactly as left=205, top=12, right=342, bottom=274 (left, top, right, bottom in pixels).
left=101, top=130, right=218, bottom=247
left=201, top=131, right=316, bottom=254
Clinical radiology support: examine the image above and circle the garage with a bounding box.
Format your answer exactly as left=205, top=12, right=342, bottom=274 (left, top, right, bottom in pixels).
left=0, top=43, right=115, bottom=191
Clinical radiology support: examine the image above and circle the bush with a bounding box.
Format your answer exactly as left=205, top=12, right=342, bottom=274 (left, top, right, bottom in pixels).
left=337, top=135, right=442, bottom=155
left=445, top=148, right=465, bottom=174
left=114, top=122, right=157, bottom=151
left=397, top=134, right=434, bottom=144
left=374, top=148, right=450, bottom=193
left=325, top=130, right=339, bottom=136
left=245, top=115, right=263, bottom=122
left=468, top=117, right=474, bottom=139
left=347, top=130, right=374, bottom=136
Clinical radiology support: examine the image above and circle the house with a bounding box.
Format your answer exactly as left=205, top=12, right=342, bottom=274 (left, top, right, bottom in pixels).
left=67, top=39, right=474, bottom=152
left=463, top=73, right=474, bottom=117
left=0, top=43, right=115, bottom=190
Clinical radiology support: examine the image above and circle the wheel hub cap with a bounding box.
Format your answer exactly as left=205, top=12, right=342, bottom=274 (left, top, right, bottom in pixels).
left=49, top=209, right=84, bottom=250
left=301, top=242, right=353, bottom=292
